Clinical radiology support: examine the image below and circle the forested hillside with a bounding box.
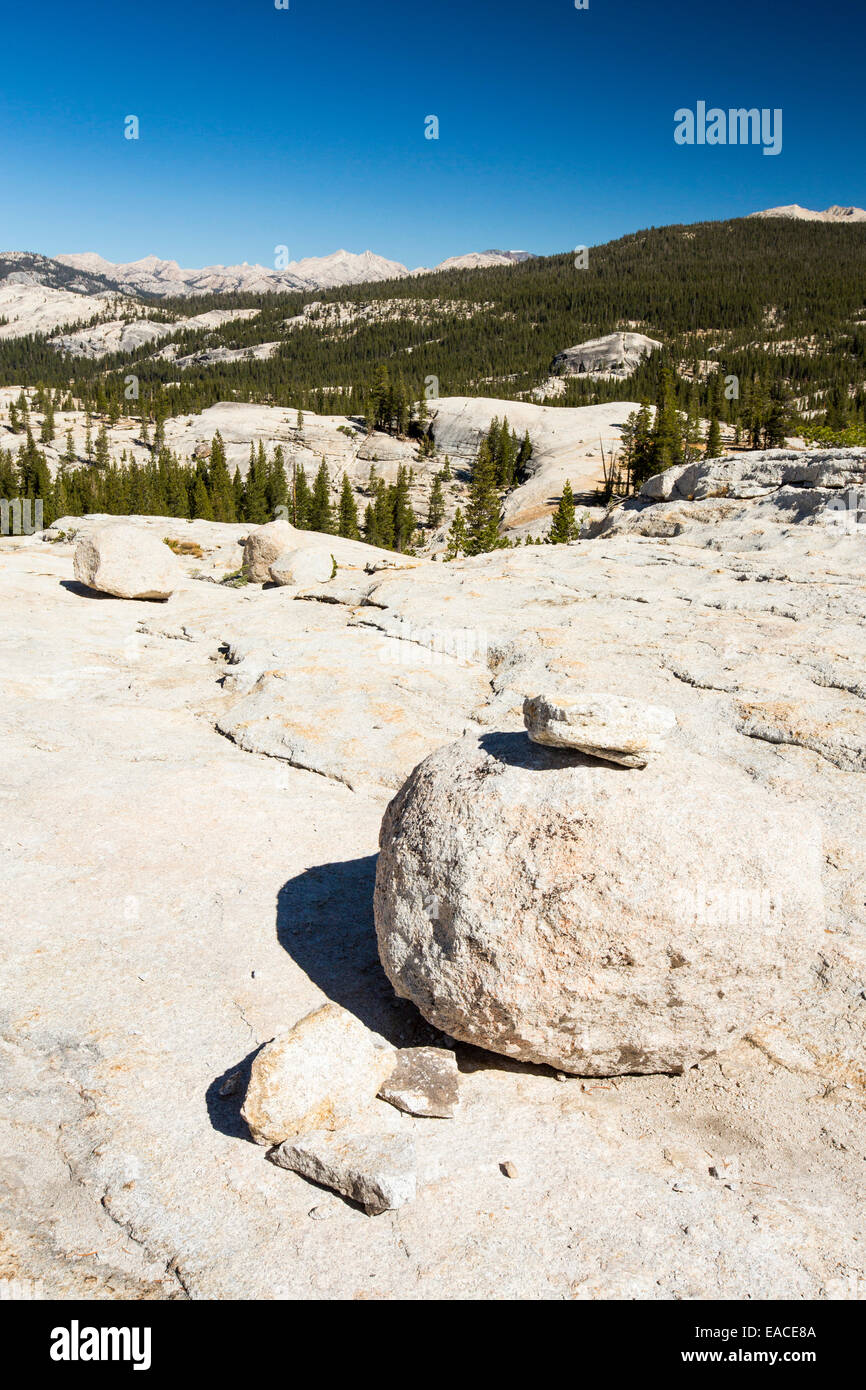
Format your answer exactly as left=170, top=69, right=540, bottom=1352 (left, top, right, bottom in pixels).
left=1, top=218, right=864, bottom=434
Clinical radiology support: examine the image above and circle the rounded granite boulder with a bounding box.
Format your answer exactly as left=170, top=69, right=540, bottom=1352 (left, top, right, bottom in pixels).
left=374, top=732, right=824, bottom=1075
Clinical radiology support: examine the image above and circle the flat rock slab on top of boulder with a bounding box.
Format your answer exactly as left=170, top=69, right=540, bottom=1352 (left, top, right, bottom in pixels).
left=270, top=1129, right=417, bottom=1215
left=72, top=524, right=180, bottom=600
left=374, top=734, right=824, bottom=1076
left=241, top=1002, right=396, bottom=1146
left=524, top=691, right=677, bottom=767
left=377, top=1046, right=460, bottom=1118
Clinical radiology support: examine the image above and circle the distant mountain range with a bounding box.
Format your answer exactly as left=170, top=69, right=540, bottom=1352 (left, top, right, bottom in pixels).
left=28, top=247, right=536, bottom=298
left=749, top=203, right=866, bottom=223
left=4, top=206, right=864, bottom=304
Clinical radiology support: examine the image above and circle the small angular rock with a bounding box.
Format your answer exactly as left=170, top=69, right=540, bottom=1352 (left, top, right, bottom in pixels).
left=241, top=1003, right=396, bottom=1146
left=377, top=1046, right=459, bottom=1118
left=271, top=1129, right=417, bottom=1215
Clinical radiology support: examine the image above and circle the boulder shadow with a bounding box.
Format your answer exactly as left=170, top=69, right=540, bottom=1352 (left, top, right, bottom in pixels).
left=478, top=730, right=629, bottom=774
left=453, top=1040, right=556, bottom=1080
left=59, top=579, right=118, bottom=600
left=59, top=579, right=170, bottom=603
left=275, top=854, right=441, bottom=1049
left=206, top=1045, right=264, bottom=1143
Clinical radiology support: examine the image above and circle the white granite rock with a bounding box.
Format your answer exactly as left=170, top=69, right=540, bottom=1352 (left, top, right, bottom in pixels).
left=375, top=734, right=824, bottom=1075
left=241, top=1003, right=396, bottom=1146
left=73, top=524, right=180, bottom=600
left=269, top=547, right=335, bottom=588
left=270, top=1129, right=416, bottom=1215
left=523, top=691, right=677, bottom=767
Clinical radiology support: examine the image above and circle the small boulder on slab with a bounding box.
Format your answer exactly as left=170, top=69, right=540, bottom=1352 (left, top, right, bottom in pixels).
left=270, top=1129, right=417, bottom=1215
left=241, top=1003, right=396, bottom=1146
left=242, top=519, right=295, bottom=583
left=269, top=547, right=335, bottom=588
left=378, top=1046, right=459, bottom=1118
left=73, top=525, right=180, bottom=600
left=523, top=691, right=677, bottom=767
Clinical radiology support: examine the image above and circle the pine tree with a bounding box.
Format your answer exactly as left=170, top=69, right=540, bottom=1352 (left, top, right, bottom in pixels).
left=371, top=364, right=391, bottom=432
left=294, top=465, right=312, bottom=528
left=516, top=431, right=533, bottom=480
left=764, top=390, right=790, bottom=448
left=465, top=437, right=504, bottom=555
left=337, top=473, right=360, bottom=539
left=549, top=480, right=578, bottom=543
left=706, top=409, right=722, bottom=459
left=445, top=507, right=468, bottom=560
left=241, top=443, right=269, bottom=523
left=308, top=459, right=334, bottom=533
left=363, top=502, right=379, bottom=547
left=193, top=476, right=214, bottom=520
left=683, top=386, right=703, bottom=463
left=628, top=402, right=656, bottom=491
left=651, top=368, right=684, bottom=473
left=208, top=432, right=235, bottom=522
left=391, top=465, right=416, bottom=551
left=373, top=479, right=395, bottom=549
left=266, top=445, right=289, bottom=516
left=40, top=397, right=56, bottom=443
left=94, top=425, right=110, bottom=470
left=427, top=474, right=445, bottom=528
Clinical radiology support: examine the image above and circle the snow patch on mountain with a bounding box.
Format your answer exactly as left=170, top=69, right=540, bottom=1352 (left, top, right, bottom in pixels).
left=749, top=204, right=866, bottom=223
left=50, top=246, right=534, bottom=298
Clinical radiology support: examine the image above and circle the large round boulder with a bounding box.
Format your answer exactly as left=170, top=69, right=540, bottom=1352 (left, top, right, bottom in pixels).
left=374, top=733, right=824, bottom=1075
left=73, top=525, right=180, bottom=600
left=243, top=520, right=295, bottom=583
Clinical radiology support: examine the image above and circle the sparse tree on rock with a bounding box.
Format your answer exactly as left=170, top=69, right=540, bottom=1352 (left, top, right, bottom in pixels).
left=427, top=474, right=445, bottom=528
left=465, top=437, right=506, bottom=554
left=549, top=480, right=578, bottom=543
left=445, top=507, right=468, bottom=560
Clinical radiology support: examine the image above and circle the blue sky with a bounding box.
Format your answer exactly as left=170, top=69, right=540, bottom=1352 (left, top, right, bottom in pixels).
left=1, top=0, right=863, bottom=267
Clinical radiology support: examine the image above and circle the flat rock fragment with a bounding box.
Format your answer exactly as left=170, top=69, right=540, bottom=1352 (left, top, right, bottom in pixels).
left=377, top=1046, right=459, bottom=1118
left=524, top=691, right=677, bottom=767
left=271, top=1129, right=417, bottom=1215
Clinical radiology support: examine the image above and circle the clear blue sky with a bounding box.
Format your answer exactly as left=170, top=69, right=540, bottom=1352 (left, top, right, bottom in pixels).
left=1, top=0, right=863, bottom=268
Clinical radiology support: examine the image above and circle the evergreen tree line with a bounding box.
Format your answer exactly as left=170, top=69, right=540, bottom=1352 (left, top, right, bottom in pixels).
left=614, top=366, right=795, bottom=493
left=0, top=428, right=413, bottom=546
